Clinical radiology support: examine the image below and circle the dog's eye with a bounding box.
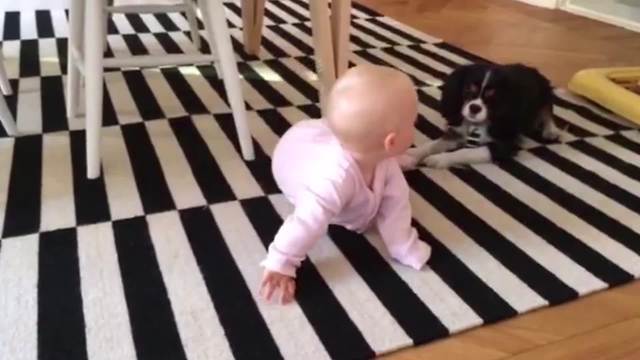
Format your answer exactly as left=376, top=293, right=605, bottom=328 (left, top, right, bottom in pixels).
left=465, top=84, right=479, bottom=96
left=484, top=88, right=496, bottom=98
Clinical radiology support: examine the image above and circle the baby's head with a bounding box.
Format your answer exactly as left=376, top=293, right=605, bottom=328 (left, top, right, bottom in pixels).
left=326, top=64, right=418, bottom=158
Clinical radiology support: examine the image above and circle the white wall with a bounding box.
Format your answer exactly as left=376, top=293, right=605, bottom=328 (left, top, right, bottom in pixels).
left=515, top=0, right=560, bottom=9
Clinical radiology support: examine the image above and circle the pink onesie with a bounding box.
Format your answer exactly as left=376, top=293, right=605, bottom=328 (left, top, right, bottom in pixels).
left=262, top=119, right=432, bottom=277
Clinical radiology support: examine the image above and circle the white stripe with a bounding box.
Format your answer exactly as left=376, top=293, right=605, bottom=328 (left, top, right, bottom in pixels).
left=51, top=10, right=69, bottom=38
left=260, top=26, right=306, bottom=57
left=17, top=77, right=42, bottom=133
left=137, top=33, right=166, bottom=56
left=364, top=232, right=483, bottom=333
left=248, top=110, right=282, bottom=156
left=77, top=223, right=137, bottom=360
left=167, top=31, right=197, bottom=54
left=180, top=66, right=230, bottom=114
left=354, top=48, right=443, bottom=86
left=411, top=184, right=548, bottom=313
left=221, top=3, right=244, bottom=28
left=350, top=25, right=390, bottom=49
left=210, top=201, right=332, bottom=360
left=20, top=11, right=38, bottom=39
left=251, top=61, right=308, bottom=105
left=588, top=136, right=640, bottom=166
left=242, top=77, right=273, bottom=111
left=553, top=105, right=610, bottom=136
left=0, top=138, right=14, bottom=236
left=145, top=120, right=207, bottom=209
left=621, top=130, right=640, bottom=144
left=475, top=161, right=640, bottom=277
left=40, top=133, right=76, bottom=231
left=107, top=35, right=134, bottom=60
left=520, top=150, right=640, bottom=237
left=141, top=68, right=187, bottom=118
left=104, top=71, right=141, bottom=124
left=102, top=126, right=145, bottom=220
left=373, top=17, right=441, bottom=43
left=168, top=12, right=190, bottom=31
left=264, top=2, right=299, bottom=23
left=278, top=106, right=315, bottom=125
left=192, top=114, right=263, bottom=199
left=147, top=212, right=236, bottom=360
left=140, top=13, right=166, bottom=33
left=0, top=235, right=39, bottom=360
left=554, top=88, right=632, bottom=127
left=555, top=143, right=640, bottom=198
left=2, top=40, right=20, bottom=79
left=39, top=38, right=61, bottom=77
left=418, top=43, right=472, bottom=66
left=112, top=14, right=136, bottom=34
left=427, top=170, right=607, bottom=295
left=278, top=23, right=314, bottom=51
left=269, top=195, right=413, bottom=353
left=276, top=1, right=308, bottom=21
left=395, top=46, right=454, bottom=75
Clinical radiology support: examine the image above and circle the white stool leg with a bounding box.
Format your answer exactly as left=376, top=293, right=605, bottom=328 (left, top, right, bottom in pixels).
left=0, top=96, right=17, bottom=136
left=85, top=0, right=106, bottom=179
left=0, top=50, right=12, bottom=96
left=184, top=0, right=201, bottom=50
left=67, top=0, right=85, bottom=119
left=202, top=0, right=254, bottom=161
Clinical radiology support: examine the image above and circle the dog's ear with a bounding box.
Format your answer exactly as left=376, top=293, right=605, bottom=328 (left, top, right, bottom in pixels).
left=440, top=65, right=472, bottom=126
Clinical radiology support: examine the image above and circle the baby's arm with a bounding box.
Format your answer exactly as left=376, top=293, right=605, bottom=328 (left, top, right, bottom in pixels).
left=376, top=162, right=431, bottom=269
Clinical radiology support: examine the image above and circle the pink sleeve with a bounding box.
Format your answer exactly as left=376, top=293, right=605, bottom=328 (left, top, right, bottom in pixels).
left=376, top=161, right=431, bottom=270
left=261, top=175, right=353, bottom=277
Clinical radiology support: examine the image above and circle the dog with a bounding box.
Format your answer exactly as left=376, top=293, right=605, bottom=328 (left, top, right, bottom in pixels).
left=402, top=63, right=561, bottom=169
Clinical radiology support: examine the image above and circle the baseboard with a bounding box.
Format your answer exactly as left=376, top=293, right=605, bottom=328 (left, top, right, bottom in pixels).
left=514, top=0, right=559, bottom=9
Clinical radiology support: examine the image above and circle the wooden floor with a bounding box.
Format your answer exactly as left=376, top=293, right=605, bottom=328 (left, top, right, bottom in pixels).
left=354, top=1, right=640, bottom=359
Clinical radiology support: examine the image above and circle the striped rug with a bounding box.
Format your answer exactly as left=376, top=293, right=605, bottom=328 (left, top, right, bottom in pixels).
left=1, top=2, right=639, bottom=359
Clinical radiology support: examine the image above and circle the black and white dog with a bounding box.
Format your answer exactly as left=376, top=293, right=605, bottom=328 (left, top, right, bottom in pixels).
left=404, top=63, right=561, bottom=169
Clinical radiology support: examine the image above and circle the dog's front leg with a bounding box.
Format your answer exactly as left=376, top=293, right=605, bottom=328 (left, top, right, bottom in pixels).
left=399, top=133, right=461, bottom=170
left=424, top=146, right=491, bottom=169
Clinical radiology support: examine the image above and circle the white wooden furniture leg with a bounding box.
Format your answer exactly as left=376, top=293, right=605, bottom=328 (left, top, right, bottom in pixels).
left=84, top=0, right=106, bottom=179
left=202, top=0, right=254, bottom=161
left=331, top=0, right=351, bottom=77
left=309, top=0, right=337, bottom=113
left=0, top=50, right=17, bottom=136
left=67, top=0, right=85, bottom=119
left=184, top=0, right=201, bottom=49
left=0, top=50, right=12, bottom=96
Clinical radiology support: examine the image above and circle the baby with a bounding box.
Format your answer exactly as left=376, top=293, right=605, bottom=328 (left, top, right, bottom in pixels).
left=260, top=64, right=432, bottom=304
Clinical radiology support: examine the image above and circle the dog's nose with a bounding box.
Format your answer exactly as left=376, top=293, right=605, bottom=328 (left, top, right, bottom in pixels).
left=469, top=103, right=482, bottom=115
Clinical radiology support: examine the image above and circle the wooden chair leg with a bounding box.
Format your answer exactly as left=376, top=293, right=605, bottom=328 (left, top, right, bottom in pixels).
left=242, top=0, right=265, bottom=55
left=331, top=0, right=351, bottom=77
left=309, top=0, right=337, bottom=114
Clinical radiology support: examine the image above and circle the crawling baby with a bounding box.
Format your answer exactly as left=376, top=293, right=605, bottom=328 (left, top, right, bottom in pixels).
left=260, top=64, right=431, bottom=304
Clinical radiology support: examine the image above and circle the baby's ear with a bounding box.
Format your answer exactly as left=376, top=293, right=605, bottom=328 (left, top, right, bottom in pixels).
left=383, top=132, right=397, bottom=152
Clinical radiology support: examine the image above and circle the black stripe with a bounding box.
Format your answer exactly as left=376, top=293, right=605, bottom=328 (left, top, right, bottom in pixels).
left=102, top=82, right=120, bottom=127
left=408, top=217, right=517, bottom=322
left=351, top=21, right=398, bottom=47
left=380, top=46, right=448, bottom=79
left=354, top=49, right=425, bottom=87
left=452, top=167, right=633, bottom=286
left=552, top=114, right=595, bottom=138
left=41, top=76, right=68, bottom=132
left=606, top=132, right=640, bottom=156
left=122, top=33, right=150, bottom=56
left=570, top=139, right=640, bottom=184
left=3, top=12, right=20, bottom=40
left=38, top=229, right=88, bottom=360
left=196, top=64, right=231, bottom=108
left=121, top=123, right=176, bottom=213
left=499, top=159, right=640, bottom=257
left=409, top=171, right=578, bottom=304
left=259, top=34, right=290, bottom=58
left=263, top=7, right=287, bottom=24
left=3, top=79, right=19, bottom=122
left=297, top=104, right=322, bottom=119
left=239, top=62, right=292, bottom=107
left=264, top=59, right=318, bottom=103
left=153, top=32, right=183, bottom=54
left=257, top=108, right=293, bottom=137
left=531, top=146, right=640, bottom=218
left=2, top=135, right=42, bottom=237
left=113, top=217, right=187, bottom=360
left=35, top=10, right=55, bottom=38
left=56, top=38, right=68, bottom=75
left=160, top=67, right=208, bottom=114
left=329, top=225, right=450, bottom=343
left=553, top=95, right=630, bottom=131
left=350, top=31, right=378, bottom=50
left=409, top=44, right=462, bottom=69
left=435, top=43, right=492, bottom=64
left=121, top=70, right=165, bottom=120
left=352, top=2, right=383, bottom=17
left=364, top=18, right=426, bottom=43
left=153, top=13, right=180, bottom=32
left=268, top=25, right=314, bottom=55
left=228, top=34, right=257, bottom=62
left=169, top=116, right=236, bottom=203
left=294, top=55, right=316, bottom=74
left=216, top=112, right=280, bottom=194
left=179, top=206, right=283, bottom=360
left=70, top=130, right=111, bottom=225
left=269, top=1, right=308, bottom=22
left=222, top=2, right=243, bottom=21
left=107, top=16, right=119, bottom=35
left=241, top=197, right=374, bottom=359
left=125, top=13, right=151, bottom=33
left=20, top=39, right=40, bottom=77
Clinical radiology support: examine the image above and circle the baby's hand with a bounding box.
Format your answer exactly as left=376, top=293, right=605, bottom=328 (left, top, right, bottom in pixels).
left=260, top=270, right=296, bottom=305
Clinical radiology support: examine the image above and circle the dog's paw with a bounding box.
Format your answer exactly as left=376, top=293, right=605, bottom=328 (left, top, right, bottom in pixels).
left=424, top=153, right=453, bottom=169
left=397, top=153, right=421, bottom=170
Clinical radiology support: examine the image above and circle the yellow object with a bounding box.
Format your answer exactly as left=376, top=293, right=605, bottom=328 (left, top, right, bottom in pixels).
left=568, top=67, right=640, bottom=125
